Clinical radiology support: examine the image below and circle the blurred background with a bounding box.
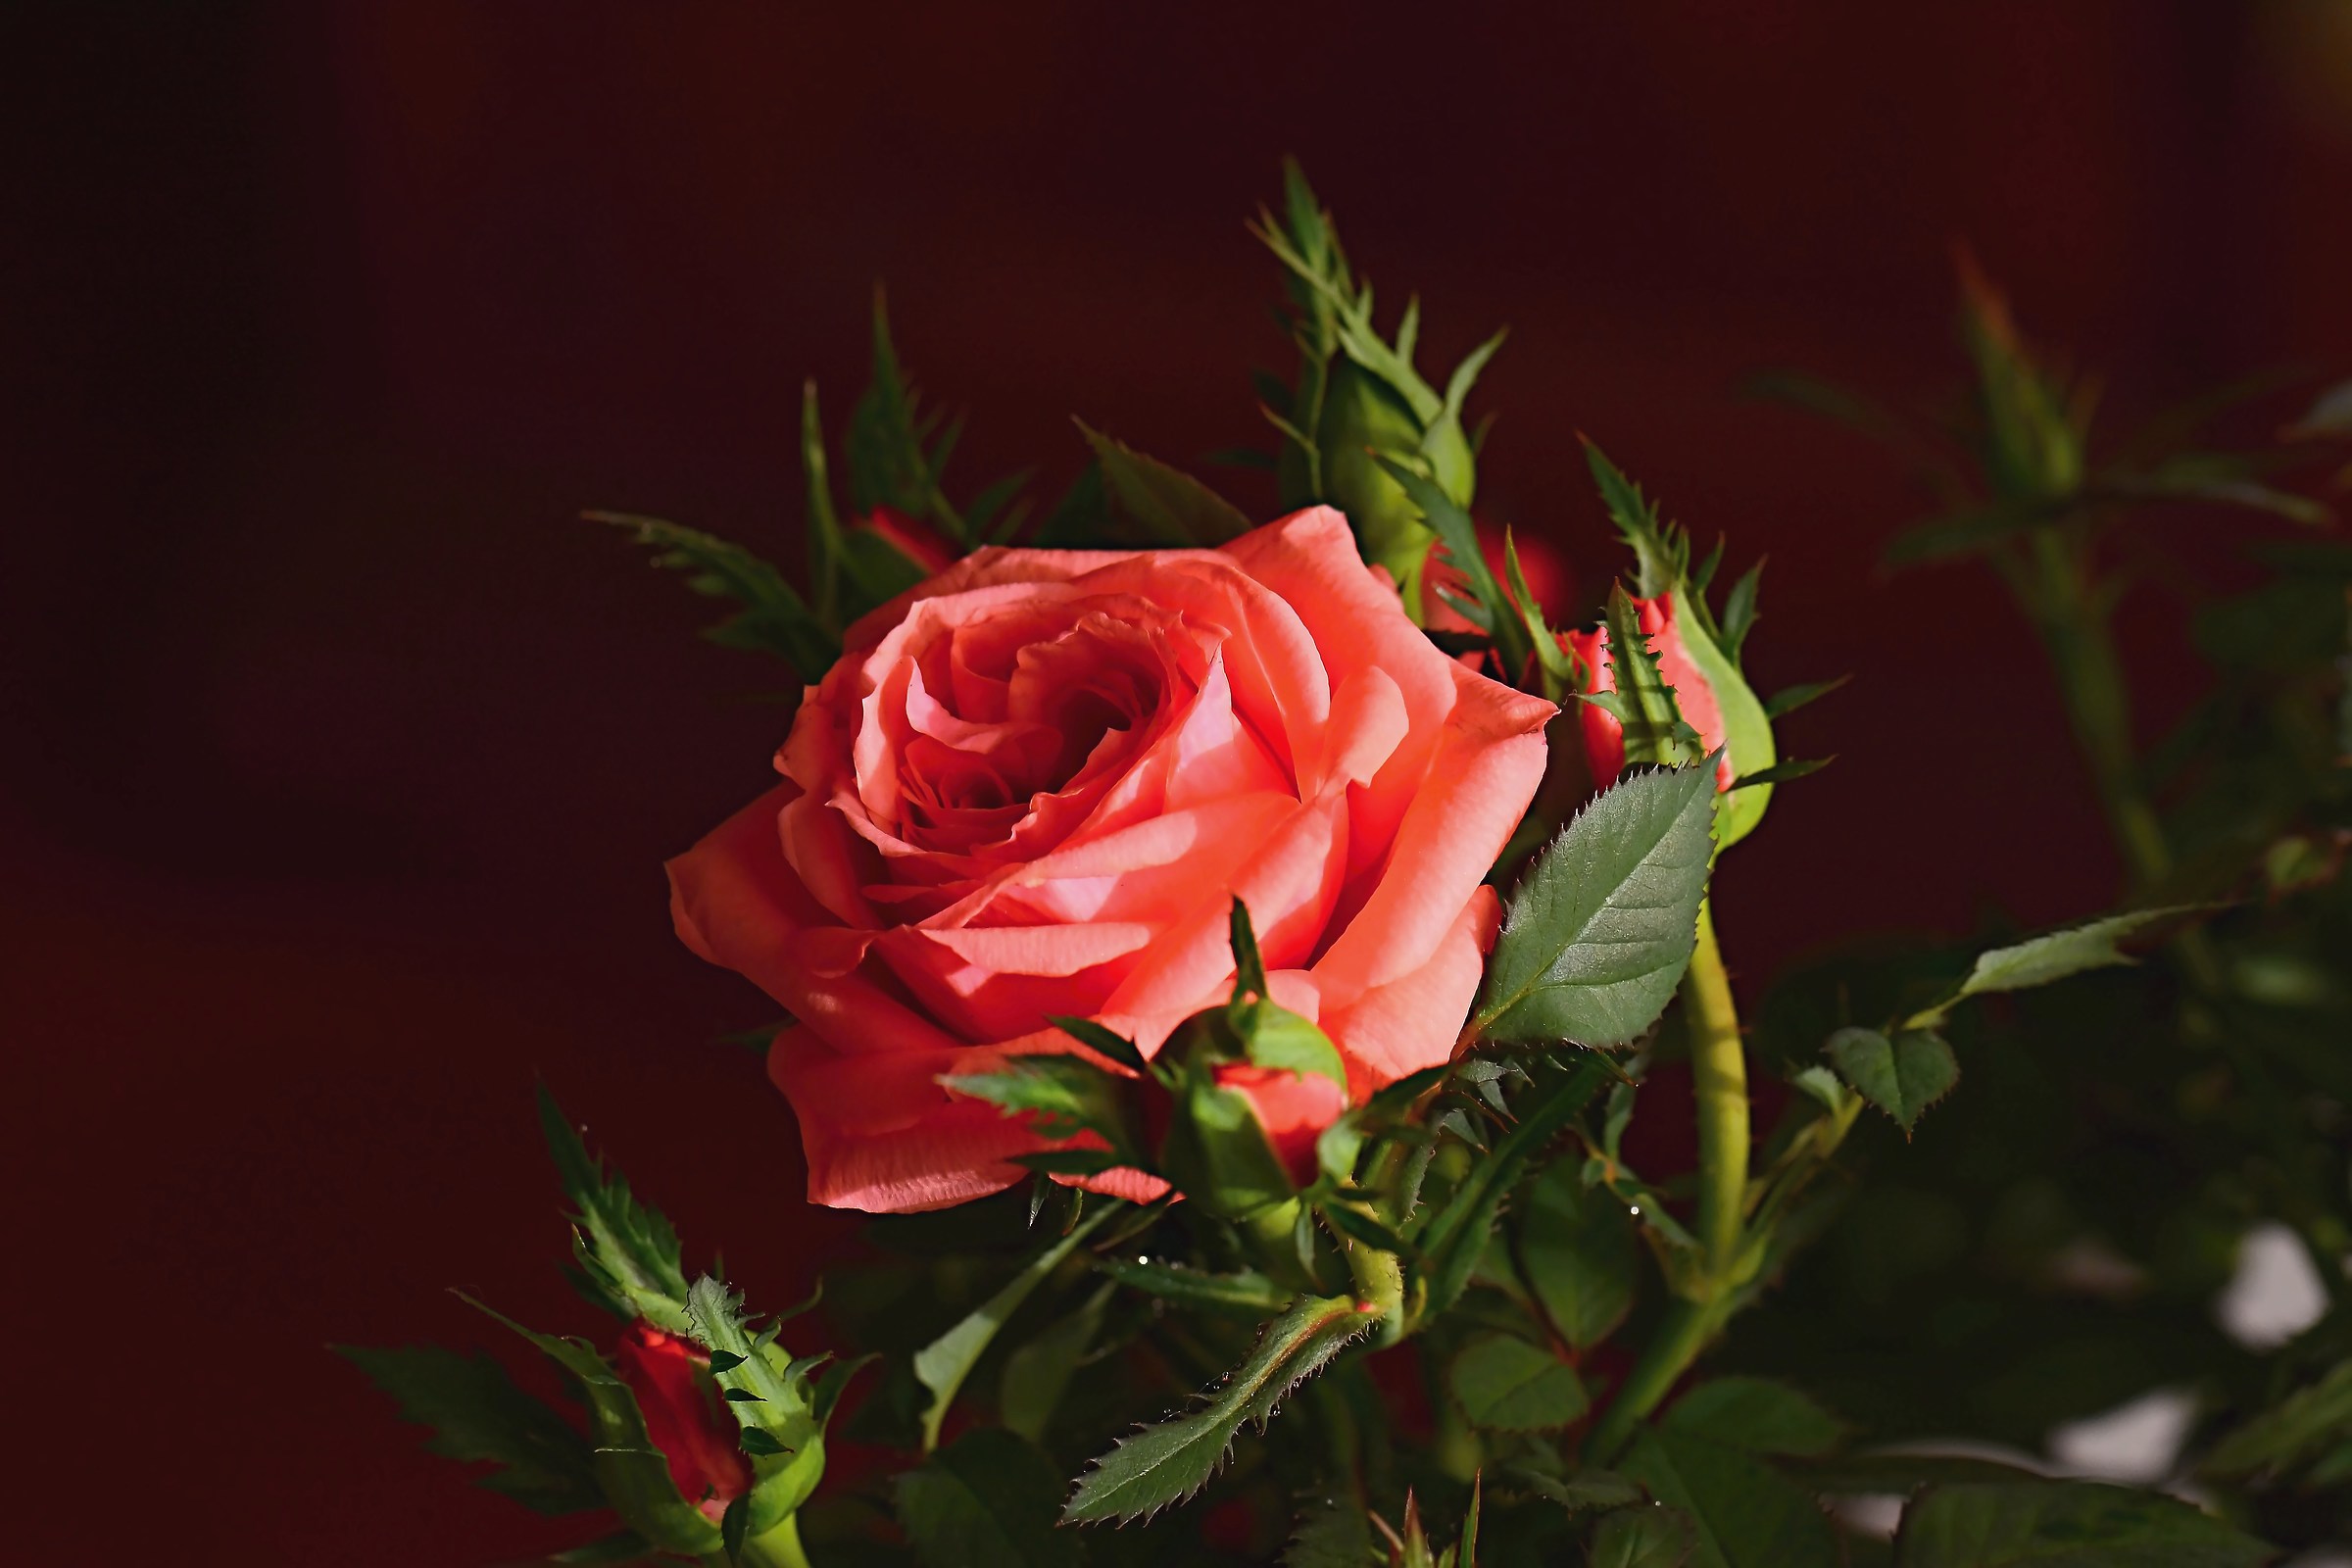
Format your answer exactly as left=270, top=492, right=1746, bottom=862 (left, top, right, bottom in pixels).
left=5, top=3, right=2349, bottom=1560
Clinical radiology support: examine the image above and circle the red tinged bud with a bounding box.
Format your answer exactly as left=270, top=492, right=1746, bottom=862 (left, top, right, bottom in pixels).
left=852, top=505, right=959, bottom=577
left=1208, top=1062, right=1349, bottom=1189
left=1562, top=592, right=1736, bottom=791
left=612, top=1323, right=752, bottom=1522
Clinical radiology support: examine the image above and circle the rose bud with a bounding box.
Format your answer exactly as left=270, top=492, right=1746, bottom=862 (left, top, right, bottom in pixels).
left=1308, top=359, right=1478, bottom=589
left=1148, top=978, right=1354, bottom=1219
left=850, top=504, right=959, bottom=577
left=1209, top=1063, right=1350, bottom=1189
left=612, top=1322, right=752, bottom=1522
left=1562, top=591, right=1735, bottom=793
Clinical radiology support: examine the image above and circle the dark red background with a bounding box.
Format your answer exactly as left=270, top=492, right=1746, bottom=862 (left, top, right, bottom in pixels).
left=6, top=4, right=2348, bottom=1561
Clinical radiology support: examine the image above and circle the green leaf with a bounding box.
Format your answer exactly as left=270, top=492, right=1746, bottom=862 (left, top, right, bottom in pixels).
left=1414, top=1055, right=1614, bottom=1321
left=1717, top=562, right=1763, bottom=661
left=1591, top=1505, right=1700, bottom=1568
left=1473, top=762, right=1717, bottom=1048
left=683, top=1278, right=828, bottom=1535
left=848, top=292, right=957, bottom=539
left=457, top=1296, right=722, bottom=1557
left=913, top=1204, right=1115, bottom=1451
left=592, top=513, right=835, bottom=679
left=944, top=1054, right=1142, bottom=1162
left=1955, top=261, right=2088, bottom=500
left=1517, top=1469, right=1642, bottom=1515
left=1890, top=1482, right=2276, bottom=1567
left=1063, top=1294, right=1375, bottom=1524
left=837, top=523, right=934, bottom=608
left=1321, top=1199, right=1418, bottom=1260
left=1621, top=1428, right=1841, bottom=1568
left=1000, top=1282, right=1113, bottom=1443
left=1794, top=1453, right=2048, bottom=1494
left=1730, top=758, right=1832, bottom=791
left=334, top=1345, right=600, bottom=1516
left=2108, top=454, right=2329, bottom=527
left=1506, top=529, right=1580, bottom=697
left=1949, top=908, right=2193, bottom=1007
left=1076, top=422, right=1251, bottom=546
left=2201, top=1358, right=2352, bottom=1484
left=1661, top=1379, right=1847, bottom=1457
left=1448, top=1333, right=1590, bottom=1432
left=1519, top=1159, right=1637, bottom=1351
left=1762, top=677, right=1850, bottom=719
left=1285, top=1495, right=1380, bottom=1567
left=1094, top=1255, right=1293, bottom=1320
left=1823, top=1028, right=1959, bottom=1137
left=537, top=1086, right=693, bottom=1335
left=720, top=1495, right=749, bottom=1566
left=894, top=1428, right=1086, bottom=1568
left=1379, top=456, right=1536, bottom=679
left=1238, top=1002, right=1348, bottom=1091
left=1584, top=441, right=1686, bottom=600
left=1229, top=896, right=1270, bottom=1001
left=801, top=379, right=848, bottom=630
left=1049, top=1015, right=1146, bottom=1075
left=1886, top=499, right=2072, bottom=565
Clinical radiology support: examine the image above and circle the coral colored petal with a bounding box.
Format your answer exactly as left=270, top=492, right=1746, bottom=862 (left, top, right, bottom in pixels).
left=767, top=1029, right=1037, bottom=1211
left=667, top=787, right=962, bottom=1058
left=1312, top=662, right=1550, bottom=1001
left=1320, top=886, right=1499, bottom=1093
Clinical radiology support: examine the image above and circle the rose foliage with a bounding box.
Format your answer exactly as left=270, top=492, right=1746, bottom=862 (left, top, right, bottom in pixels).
left=348, top=163, right=2347, bottom=1568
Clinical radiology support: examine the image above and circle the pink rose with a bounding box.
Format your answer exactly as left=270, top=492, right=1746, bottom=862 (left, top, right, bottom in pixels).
left=668, top=508, right=1554, bottom=1212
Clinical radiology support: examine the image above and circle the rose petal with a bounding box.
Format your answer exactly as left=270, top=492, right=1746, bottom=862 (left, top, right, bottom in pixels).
left=1311, top=660, right=1550, bottom=1002
left=1320, top=885, right=1499, bottom=1093
left=667, top=786, right=961, bottom=1057
left=768, top=1028, right=1036, bottom=1210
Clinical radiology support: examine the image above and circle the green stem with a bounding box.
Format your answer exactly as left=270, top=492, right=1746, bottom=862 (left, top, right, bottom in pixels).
left=1584, top=1297, right=1730, bottom=1464
left=2014, top=529, right=2225, bottom=992
left=1685, top=902, right=1750, bottom=1275
left=1582, top=900, right=1751, bottom=1462
left=727, top=1511, right=812, bottom=1568
left=2022, top=531, right=2173, bottom=889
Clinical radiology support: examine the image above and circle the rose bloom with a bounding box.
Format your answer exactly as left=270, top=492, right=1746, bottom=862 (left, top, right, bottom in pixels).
left=669, top=508, right=1553, bottom=1211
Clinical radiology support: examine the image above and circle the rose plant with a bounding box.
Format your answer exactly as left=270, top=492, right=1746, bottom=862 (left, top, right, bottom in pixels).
left=346, top=164, right=2338, bottom=1567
